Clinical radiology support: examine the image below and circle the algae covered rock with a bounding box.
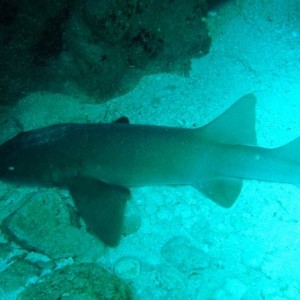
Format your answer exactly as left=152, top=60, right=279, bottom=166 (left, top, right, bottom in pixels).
left=2, top=190, right=105, bottom=260
left=1, top=0, right=211, bottom=104
left=17, top=263, right=134, bottom=299
left=0, top=257, right=40, bottom=293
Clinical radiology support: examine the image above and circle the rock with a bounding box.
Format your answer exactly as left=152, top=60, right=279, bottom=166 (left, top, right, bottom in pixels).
left=0, top=257, right=40, bottom=292
left=114, top=257, right=141, bottom=281
left=0, top=242, right=25, bottom=263
left=161, top=236, right=210, bottom=274
left=11, top=92, right=84, bottom=131
left=0, top=0, right=71, bottom=104
left=2, top=190, right=105, bottom=260
left=17, top=263, right=134, bottom=299
left=1, top=0, right=210, bottom=104
left=0, top=242, right=26, bottom=275
left=25, top=252, right=55, bottom=270
left=0, top=187, right=31, bottom=224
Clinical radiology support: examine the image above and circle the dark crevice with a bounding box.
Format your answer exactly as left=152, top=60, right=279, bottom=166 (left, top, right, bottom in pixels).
left=0, top=0, right=18, bottom=26
left=32, top=6, right=71, bottom=66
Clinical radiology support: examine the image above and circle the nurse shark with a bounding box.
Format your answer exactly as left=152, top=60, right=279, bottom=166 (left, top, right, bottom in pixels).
left=0, top=94, right=299, bottom=246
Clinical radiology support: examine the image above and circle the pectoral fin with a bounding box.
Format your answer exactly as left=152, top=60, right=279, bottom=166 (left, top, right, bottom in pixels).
left=195, top=177, right=243, bottom=208
left=69, top=176, right=130, bottom=247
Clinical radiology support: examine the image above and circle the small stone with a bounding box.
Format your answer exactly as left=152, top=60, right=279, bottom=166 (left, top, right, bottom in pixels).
left=25, top=252, right=54, bottom=270
left=114, top=257, right=140, bottom=281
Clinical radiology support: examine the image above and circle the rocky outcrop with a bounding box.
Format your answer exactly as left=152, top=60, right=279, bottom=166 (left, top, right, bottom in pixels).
left=1, top=190, right=105, bottom=260
left=17, top=262, right=134, bottom=299
left=0, top=0, right=211, bottom=105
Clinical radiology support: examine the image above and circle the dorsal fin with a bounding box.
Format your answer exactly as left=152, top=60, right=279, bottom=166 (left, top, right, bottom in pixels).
left=272, top=137, right=300, bottom=159
left=199, top=94, right=257, bottom=145
left=114, top=117, right=130, bottom=124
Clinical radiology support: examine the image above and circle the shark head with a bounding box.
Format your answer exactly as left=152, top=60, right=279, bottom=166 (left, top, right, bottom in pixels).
left=0, top=131, right=51, bottom=185
left=0, top=133, right=30, bottom=182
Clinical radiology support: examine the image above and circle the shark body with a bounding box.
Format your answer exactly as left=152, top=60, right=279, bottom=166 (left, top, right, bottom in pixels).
left=1, top=94, right=299, bottom=246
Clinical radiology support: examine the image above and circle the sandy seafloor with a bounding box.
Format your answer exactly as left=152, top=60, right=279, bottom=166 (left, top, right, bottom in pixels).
left=1, top=0, right=300, bottom=299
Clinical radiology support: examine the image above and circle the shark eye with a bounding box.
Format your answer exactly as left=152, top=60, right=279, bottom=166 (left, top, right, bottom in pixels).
left=8, top=166, right=15, bottom=171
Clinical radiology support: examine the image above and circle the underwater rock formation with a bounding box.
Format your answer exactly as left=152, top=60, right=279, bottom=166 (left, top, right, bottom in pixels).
left=0, top=256, right=41, bottom=293
left=0, top=0, right=211, bottom=105
left=0, top=0, right=71, bottom=105
left=2, top=190, right=105, bottom=260
left=17, top=262, right=134, bottom=299
left=1, top=186, right=141, bottom=259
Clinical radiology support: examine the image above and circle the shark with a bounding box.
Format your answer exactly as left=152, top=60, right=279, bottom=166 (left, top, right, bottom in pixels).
left=0, top=93, right=299, bottom=246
